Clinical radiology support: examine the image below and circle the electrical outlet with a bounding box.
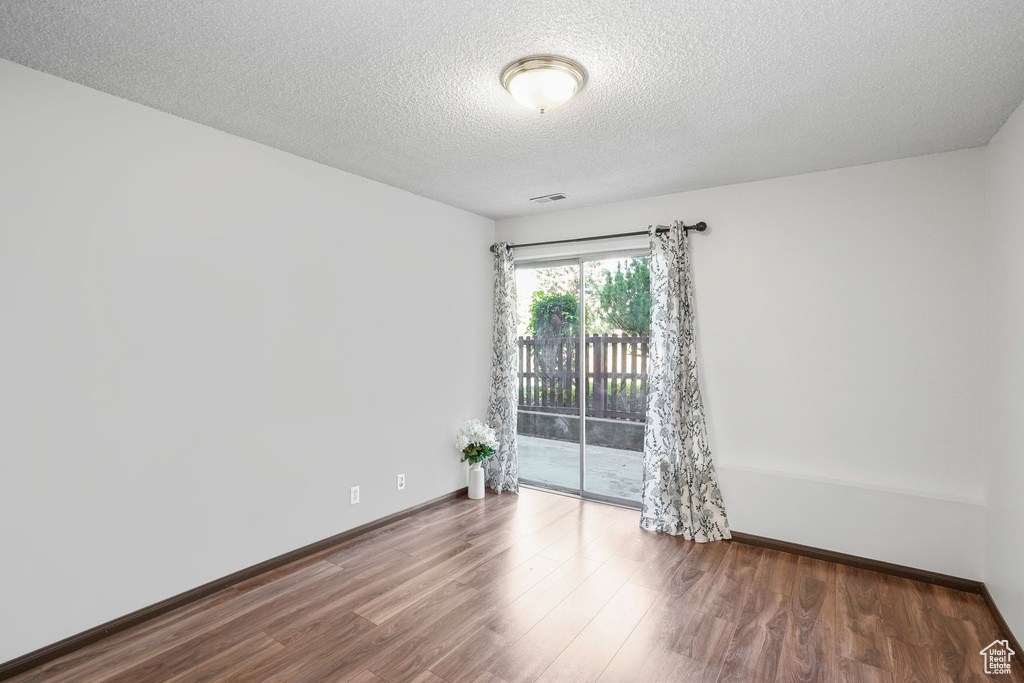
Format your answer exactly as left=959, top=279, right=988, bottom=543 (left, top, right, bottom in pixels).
left=397, top=473, right=406, bottom=491
left=350, top=486, right=360, bottom=504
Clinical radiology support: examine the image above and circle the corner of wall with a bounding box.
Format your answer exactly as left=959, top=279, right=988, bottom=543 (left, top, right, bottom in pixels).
left=981, top=95, right=1024, bottom=640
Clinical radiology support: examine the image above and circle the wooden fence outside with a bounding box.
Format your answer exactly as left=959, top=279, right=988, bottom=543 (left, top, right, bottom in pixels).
left=517, top=334, right=649, bottom=422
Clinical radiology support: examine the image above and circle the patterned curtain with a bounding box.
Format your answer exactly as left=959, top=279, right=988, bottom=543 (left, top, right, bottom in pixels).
left=486, top=242, right=519, bottom=493
left=640, top=222, right=730, bottom=541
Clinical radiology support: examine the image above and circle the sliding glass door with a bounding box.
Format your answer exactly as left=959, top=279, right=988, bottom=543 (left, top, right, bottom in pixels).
left=514, top=261, right=582, bottom=494
left=514, top=252, right=649, bottom=507
left=581, top=256, right=648, bottom=503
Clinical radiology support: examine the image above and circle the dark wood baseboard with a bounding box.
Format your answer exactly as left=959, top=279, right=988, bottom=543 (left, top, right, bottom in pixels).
left=982, top=583, right=1023, bottom=661
left=0, top=487, right=468, bottom=681
left=729, top=531, right=983, bottom=594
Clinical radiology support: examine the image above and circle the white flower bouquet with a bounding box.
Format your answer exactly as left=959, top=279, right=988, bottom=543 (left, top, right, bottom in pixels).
left=455, top=419, right=498, bottom=465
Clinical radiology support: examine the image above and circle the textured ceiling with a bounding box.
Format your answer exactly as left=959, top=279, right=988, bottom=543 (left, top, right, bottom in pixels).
left=3, top=1, right=1024, bottom=220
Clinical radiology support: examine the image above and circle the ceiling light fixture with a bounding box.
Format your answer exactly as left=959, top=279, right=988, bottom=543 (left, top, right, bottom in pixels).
left=501, top=56, right=585, bottom=114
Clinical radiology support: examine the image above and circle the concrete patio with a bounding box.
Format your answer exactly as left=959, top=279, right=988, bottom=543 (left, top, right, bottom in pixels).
left=517, top=435, right=643, bottom=502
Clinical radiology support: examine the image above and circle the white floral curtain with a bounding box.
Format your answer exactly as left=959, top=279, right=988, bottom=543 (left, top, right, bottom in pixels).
left=486, top=242, right=519, bottom=493
left=640, top=222, right=730, bottom=541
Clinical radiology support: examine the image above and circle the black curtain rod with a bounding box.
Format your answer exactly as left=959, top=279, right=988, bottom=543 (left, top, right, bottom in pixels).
left=489, top=221, right=707, bottom=252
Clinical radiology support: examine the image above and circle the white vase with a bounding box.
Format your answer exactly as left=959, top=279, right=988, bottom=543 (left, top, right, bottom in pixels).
left=468, top=462, right=485, bottom=500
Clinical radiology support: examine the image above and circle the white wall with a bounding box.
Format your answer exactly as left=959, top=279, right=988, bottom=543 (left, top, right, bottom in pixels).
left=985, top=101, right=1024, bottom=639
left=0, top=60, right=494, bottom=663
left=499, top=149, right=988, bottom=579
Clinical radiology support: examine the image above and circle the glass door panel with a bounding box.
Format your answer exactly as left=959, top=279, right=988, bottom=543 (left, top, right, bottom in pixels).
left=514, top=262, right=582, bottom=494
left=582, top=256, right=649, bottom=504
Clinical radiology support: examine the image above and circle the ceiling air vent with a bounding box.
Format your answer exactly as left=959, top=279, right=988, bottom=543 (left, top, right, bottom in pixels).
left=530, top=193, right=567, bottom=204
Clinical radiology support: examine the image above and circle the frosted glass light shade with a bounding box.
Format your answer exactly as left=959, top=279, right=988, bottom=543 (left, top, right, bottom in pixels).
left=501, top=56, right=585, bottom=114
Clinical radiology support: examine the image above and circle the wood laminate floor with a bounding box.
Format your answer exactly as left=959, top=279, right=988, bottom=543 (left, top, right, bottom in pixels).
left=12, top=488, right=1022, bottom=682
